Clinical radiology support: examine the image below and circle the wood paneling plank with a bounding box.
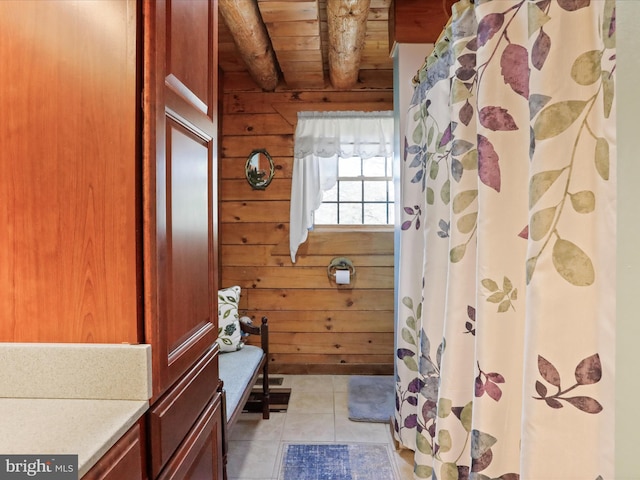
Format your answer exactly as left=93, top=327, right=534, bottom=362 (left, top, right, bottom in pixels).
left=221, top=71, right=264, bottom=92
left=220, top=222, right=288, bottom=245
left=277, top=61, right=325, bottom=74
left=244, top=288, right=393, bottom=311
left=264, top=20, right=320, bottom=37
left=279, top=73, right=327, bottom=89
left=271, top=229, right=393, bottom=256
left=258, top=1, right=319, bottom=22
left=221, top=246, right=393, bottom=267
left=222, top=266, right=394, bottom=289
left=240, top=310, right=394, bottom=333
left=221, top=178, right=292, bottom=201
left=271, top=35, right=321, bottom=51
left=220, top=156, right=292, bottom=180
left=271, top=363, right=394, bottom=375
left=353, top=69, right=393, bottom=86
left=370, top=0, right=392, bottom=7
left=222, top=134, right=293, bottom=157
left=269, top=332, right=394, bottom=355
left=223, top=91, right=393, bottom=114
left=221, top=113, right=293, bottom=136
left=220, top=201, right=290, bottom=223
left=275, top=49, right=324, bottom=62
left=270, top=361, right=394, bottom=375
left=272, top=101, right=392, bottom=125
left=268, top=353, right=394, bottom=364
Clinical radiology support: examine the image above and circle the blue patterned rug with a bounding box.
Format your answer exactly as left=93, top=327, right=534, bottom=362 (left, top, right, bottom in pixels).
left=280, top=443, right=398, bottom=480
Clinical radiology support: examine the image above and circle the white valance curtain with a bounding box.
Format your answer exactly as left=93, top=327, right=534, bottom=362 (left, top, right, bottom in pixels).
left=289, top=111, right=394, bottom=262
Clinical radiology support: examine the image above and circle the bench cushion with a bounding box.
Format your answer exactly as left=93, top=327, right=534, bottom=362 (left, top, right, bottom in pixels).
left=219, top=345, right=264, bottom=421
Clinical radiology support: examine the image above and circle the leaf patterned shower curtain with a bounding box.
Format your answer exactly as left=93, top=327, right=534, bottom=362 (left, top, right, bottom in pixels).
left=394, top=1, right=616, bottom=479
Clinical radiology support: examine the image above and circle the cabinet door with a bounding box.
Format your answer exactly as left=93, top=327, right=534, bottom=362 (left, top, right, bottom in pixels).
left=82, top=421, right=146, bottom=480
left=156, top=394, right=224, bottom=480
left=148, top=346, right=219, bottom=478
left=143, top=0, right=219, bottom=398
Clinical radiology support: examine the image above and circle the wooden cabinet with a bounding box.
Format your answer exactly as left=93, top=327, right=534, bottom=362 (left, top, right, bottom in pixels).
left=148, top=346, right=219, bottom=478
left=1, top=0, right=222, bottom=478
left=155, top=389, right=224, bottom=480
left=0, top=0, right=139, bottom=344
left=83, top=421, right=146, bottom=480
left=143, top=0, right=220, bottom=401
left=143, top=0, right=221, bottom=477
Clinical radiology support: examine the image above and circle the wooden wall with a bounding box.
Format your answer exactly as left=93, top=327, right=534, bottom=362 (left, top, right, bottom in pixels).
left=219, top=75, right=395, bottom=375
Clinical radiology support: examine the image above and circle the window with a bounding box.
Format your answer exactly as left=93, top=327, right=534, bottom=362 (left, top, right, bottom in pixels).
left=289, top=110, right=394, bottom=262
left=314, top=155, right=394, bottom=225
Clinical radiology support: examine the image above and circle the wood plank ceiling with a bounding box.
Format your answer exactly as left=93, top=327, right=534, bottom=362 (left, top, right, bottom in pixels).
left=218, top=0, right=456, bottom=92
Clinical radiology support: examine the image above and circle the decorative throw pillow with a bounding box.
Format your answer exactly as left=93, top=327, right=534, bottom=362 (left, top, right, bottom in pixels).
left=217, top=286, right=244, bottom=352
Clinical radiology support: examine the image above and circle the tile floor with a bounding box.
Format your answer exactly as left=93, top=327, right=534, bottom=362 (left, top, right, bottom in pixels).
left=226, top=375, right=414, bottom=480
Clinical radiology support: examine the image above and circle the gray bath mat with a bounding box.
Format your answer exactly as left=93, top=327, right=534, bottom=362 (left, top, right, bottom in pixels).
left=348, top=375, right=395, bottom=423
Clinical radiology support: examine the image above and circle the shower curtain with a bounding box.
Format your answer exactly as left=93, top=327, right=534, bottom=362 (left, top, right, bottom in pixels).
left=394, top=1, right=616, bottom=479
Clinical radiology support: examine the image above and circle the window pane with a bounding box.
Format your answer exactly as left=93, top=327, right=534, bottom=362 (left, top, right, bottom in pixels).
left=364, top=203, right=387, bottom=224
left=363, top=181, right=387, bottom=201
left=323, top=183, right=337, bottom=202
left=388, top=204, right=395, bottom=225
left=339, top=203, right=362, bottom=224
left=315, top=203, right=337, bottom=224
left=362, top=156, right=387, bottom=177
left=339, top=181, right=362, bottom=201
left=338, top=157, right=361, bottom=177
left=313, top=150, right=393, bottom=226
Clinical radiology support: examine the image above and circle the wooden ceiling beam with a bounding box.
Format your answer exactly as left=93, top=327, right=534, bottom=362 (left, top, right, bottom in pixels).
left=327, top=0, right=371, bottom=89
left=219, top=0, right=280, bottom=91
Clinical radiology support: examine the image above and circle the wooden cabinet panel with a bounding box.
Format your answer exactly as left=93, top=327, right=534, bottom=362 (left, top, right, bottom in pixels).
left=83, top=421, right=145, bottom=480
left=0, top=0, right=139, bottom=343
left=156, top=394, right=224, bottom=480
left=144, top=0, right=219, bottom=398
left=144, top=0, right=222, bottom=478
left=166, top=0, right=215, bottom=117
left=166, top=121, right=214, bottom=352
left=148, top=347, right=218, bottom=479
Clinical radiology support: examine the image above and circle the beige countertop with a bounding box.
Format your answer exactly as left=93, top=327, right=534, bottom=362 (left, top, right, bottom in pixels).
left=0, top=343, right=152, bottom=478
left=0, top=398, right=148, bottom=477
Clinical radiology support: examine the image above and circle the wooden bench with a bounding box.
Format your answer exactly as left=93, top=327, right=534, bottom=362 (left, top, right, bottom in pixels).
left=218, top=316, right=269, bottom=479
